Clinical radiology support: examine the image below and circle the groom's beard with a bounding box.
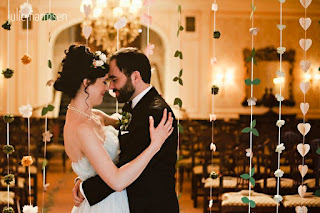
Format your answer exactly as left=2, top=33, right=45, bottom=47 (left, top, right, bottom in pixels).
left=114, top=78, right=135, bottom=103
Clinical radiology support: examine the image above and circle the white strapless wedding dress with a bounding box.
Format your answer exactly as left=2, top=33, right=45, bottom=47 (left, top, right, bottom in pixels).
left=71, top=126, right=130, bottom=213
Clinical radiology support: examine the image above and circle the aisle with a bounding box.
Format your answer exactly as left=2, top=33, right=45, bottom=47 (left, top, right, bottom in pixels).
left=37, top=158, right=202, bottom=213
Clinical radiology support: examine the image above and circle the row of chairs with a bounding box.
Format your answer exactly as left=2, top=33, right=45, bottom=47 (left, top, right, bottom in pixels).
left=0, top=117, right=66, bottom=210
left=179, top=117, right=320, bottom=213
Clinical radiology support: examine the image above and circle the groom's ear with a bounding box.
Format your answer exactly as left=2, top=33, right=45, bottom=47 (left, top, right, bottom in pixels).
left=131, top=71, right=141, bottom=83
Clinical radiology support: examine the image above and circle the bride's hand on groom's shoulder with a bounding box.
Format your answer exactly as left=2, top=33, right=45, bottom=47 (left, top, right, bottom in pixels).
left=72, top=179, right=85, bottom=207
left=149, top=108, right=174, bottom=152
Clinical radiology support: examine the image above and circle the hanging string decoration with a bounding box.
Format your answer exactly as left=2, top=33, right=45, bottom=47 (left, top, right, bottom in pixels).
left=143, top=0, right=155, bottom=57
left=207, top=0, right=220, bottom=211
left=173, top=2, right=184, bottom=198
left=40, top=0, right=56, bottom=211
left=208, top=85, right=219, bottom=212
left=273, top=0, right=286, bottom=211
left=18, top=1, right=38, bottom=212
left=113, top=17, right=127, bottom=114
left=81, top=3, right=92, bottom=47
left=240, top=0, right=260, bottom=210
left=296, top=0, right=313, bottom=211
left=1, top=0, right=16, bottom=212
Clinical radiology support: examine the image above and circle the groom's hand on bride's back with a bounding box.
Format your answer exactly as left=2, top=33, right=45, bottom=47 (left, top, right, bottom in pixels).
left=73, top=179, right=85, bottom=206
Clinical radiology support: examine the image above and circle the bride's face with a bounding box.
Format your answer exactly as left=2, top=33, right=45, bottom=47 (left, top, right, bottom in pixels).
left=86, top=74, right=109, bottom=106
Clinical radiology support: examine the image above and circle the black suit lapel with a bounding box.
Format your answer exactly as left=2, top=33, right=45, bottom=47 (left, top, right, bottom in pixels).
left=131, top=87, right=159, bottom=115
left=118, top=87, right=159, bottom=166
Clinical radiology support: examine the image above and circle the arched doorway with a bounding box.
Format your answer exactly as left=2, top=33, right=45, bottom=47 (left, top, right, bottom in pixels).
left=51, top=22, right=165, bottom=116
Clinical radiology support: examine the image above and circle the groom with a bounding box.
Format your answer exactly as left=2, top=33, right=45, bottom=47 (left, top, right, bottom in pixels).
left=73, top=47, right=179, bottom=213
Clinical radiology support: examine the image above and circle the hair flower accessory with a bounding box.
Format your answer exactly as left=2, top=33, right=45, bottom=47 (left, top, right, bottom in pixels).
left=92, top=51, right=107, bottom=69
left=19, top=104, right=33, bottom=118
left=21, top=156, right=33, bottom=167
left=22, top=205, right=38, bottom=213
left=19, top=2, right=33, bottom=18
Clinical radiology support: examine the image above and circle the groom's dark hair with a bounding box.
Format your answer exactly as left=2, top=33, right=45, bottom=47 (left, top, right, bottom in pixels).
left=109, top=47, right=151, bottom=84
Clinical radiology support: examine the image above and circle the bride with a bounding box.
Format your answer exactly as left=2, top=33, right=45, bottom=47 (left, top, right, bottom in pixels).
left=53, top=44, right=173, bottom=212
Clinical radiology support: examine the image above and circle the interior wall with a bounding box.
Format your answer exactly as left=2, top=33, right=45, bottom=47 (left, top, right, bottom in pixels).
left=0, top=0, right=319, bottom=119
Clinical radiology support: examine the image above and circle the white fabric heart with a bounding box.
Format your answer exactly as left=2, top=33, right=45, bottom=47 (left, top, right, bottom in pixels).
left=300, top=103, right=309, bottom=115
left=299, top=39, right=312, bottom=52
left=300, top=82, right=310, bottom=94
left=297, top=143, right=310, bottom=157
left=300, top=0, right=312, bottom=9
left=298, top=185, right=307, bottom=198
left=297, top=123, right=311, bottom=136
left=299, top=18, right=312, bottom=30
left=295, top=206, right=308, bottom=213
left=83, top=4, right=91, bottom=17
left=300, top=60, right=311, bottom=73
left=82, top=26, right=92, bottom=39
left=114, top=17, right=127, bottom=29
left=298, top=165, right=308, bottom=178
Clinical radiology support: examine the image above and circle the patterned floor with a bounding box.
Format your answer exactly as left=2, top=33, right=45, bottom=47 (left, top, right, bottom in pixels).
left=36, top=158, right=202, bottom=213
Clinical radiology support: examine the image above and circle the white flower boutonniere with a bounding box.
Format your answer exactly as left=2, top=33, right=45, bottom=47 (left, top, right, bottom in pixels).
left=119, top=111, right=132, bottom=131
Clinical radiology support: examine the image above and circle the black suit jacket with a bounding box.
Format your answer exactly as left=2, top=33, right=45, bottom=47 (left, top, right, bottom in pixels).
left=82, top=87, right=179, bottom=213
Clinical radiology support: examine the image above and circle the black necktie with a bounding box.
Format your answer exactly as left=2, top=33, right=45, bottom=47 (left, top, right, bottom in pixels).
left=122, top=101, right=132, bottom=113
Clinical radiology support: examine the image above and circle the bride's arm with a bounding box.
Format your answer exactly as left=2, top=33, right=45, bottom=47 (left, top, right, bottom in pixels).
left=91, top=109, right=118, bottom=127
left=78, top=110, right=173, bottom=192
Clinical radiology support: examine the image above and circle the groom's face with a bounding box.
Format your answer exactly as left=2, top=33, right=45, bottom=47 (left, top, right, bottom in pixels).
left=108, top=59, right=135, bottom=103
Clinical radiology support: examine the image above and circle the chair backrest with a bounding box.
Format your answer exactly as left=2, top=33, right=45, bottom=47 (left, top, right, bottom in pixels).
left=310, top=138, right=320, bottom=190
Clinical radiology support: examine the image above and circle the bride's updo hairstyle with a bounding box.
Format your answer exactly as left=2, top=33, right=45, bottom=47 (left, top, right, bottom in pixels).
left=54, top=44, right=108, bottom=99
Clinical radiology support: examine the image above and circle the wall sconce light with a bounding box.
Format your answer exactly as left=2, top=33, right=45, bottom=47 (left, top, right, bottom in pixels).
left=214, top=68, right=234, bottom=86
left=273, top=77, right=285, bottom=85
left=304, top=73, right=312, bottom=82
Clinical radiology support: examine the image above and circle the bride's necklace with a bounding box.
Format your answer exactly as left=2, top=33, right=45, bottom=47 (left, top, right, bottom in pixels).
left=67, top=104, right=102, bottom=126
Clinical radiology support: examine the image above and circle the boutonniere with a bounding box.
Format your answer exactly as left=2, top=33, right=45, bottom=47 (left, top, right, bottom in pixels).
left=118, top=111, right=132, bottom=131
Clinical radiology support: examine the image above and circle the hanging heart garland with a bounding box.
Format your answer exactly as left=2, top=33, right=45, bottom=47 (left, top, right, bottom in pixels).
left=298, top=185, right=307, bottom=198
left=295, top=206, right=308, bottom=213
left=299, top=39, right=312, bottom=52
left=82, top=26, right=92, bottom=39
left=299, top=18, right=312, bottom=30
left=300, top=0, right=312, bottom=9
left=297, top=143, right=310, bottom=157
left=300, top=103, right=309, bottom=115
left=300, top=60, right=311, bottom=73
left=297, top=123, right=311, bottom=136
left=300, top=82, right=310, bottom=94
left=298, top=165, right=308, bottom=178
